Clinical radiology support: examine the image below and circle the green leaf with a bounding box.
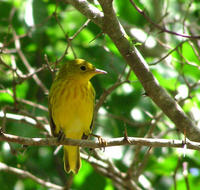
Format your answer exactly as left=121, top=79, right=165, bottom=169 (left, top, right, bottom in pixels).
left=16, top=81, right=28, bottom=99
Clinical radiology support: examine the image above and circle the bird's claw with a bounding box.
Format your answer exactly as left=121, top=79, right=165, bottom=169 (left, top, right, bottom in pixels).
left=98, top=136, right=107, bottom=147
left=57, top=130, right=66, bottom=142
left=90, top=133, right=107, bottom=150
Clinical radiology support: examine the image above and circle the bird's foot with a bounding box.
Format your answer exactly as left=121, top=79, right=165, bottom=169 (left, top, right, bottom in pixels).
left=90, top=133, right=107, bottom=150
left=57, top=130, right=66, bottom=142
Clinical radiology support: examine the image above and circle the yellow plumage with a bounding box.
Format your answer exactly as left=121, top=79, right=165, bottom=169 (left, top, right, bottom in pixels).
left=48, top=59, right=106, bottom=173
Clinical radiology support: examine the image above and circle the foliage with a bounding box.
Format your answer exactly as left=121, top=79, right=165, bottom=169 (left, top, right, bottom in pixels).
left=0, top=0, right=200, bottom=189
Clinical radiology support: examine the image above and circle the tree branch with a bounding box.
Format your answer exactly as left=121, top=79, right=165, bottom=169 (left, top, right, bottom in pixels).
left=65, top=0, right=103, bottom=27
left=64, top=0, right=200, bottom=141
left=0, top=132, right=200, bottom=151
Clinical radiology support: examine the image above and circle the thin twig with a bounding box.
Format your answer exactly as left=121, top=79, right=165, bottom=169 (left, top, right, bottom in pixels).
left=69, top=19, right=91, bottom=40
left=13, top=30, right=48, bottom=93
left=129, top=0, right=200, bottom=39
left=104, top=113, right=150, bottom=128
left=0, top=111, right=47, bottom=131
left=19, top=99, right=48, bottom=112
left=53, top=10, right=76, bottom=59
left=0, top=162, right=64, bottom=190
left=134, top=147, right=152, bottom=179
left=183, top=162, right=190, bottom=190
left=149, top=40, right=187, bottom=65
left=94, top=80, right=130, bottom=118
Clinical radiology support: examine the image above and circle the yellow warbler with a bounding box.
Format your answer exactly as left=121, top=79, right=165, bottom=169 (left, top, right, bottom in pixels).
left=48, top=59, right=106, bottom=174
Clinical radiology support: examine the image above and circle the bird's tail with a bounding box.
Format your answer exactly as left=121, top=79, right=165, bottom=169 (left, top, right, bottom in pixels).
left=63, top=145, right=81, bottom=174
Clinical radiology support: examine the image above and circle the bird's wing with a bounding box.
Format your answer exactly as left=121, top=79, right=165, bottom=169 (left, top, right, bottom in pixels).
left=48, top=101, right=59, bottom=137
left=82, top=83, right=96, bottom=140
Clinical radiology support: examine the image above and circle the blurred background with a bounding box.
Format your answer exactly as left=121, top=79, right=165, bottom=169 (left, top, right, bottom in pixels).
left=0, top=0, right=200, bottom=189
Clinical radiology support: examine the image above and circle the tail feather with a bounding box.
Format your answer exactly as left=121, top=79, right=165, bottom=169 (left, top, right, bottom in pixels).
left=64, top=145, right=81, bottom=174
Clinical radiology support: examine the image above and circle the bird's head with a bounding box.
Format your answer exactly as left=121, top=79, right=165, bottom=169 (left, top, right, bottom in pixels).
left=57, top=59, right=107, bottom=83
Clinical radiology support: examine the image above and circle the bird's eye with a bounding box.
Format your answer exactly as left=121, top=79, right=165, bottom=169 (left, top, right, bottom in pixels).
left=80, top=65, right=86, bottom=71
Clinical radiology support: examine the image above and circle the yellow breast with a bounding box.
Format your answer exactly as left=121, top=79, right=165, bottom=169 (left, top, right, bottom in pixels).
left=50, top=80, right=95, bottom=139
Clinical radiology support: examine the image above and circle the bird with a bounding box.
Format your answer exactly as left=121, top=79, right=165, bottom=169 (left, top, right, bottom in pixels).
left=48, top=59, right=107, bottom=174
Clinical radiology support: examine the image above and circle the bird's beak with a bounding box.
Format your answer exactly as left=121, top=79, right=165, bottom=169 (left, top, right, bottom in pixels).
left=94, top=68, right=107, bottom=74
